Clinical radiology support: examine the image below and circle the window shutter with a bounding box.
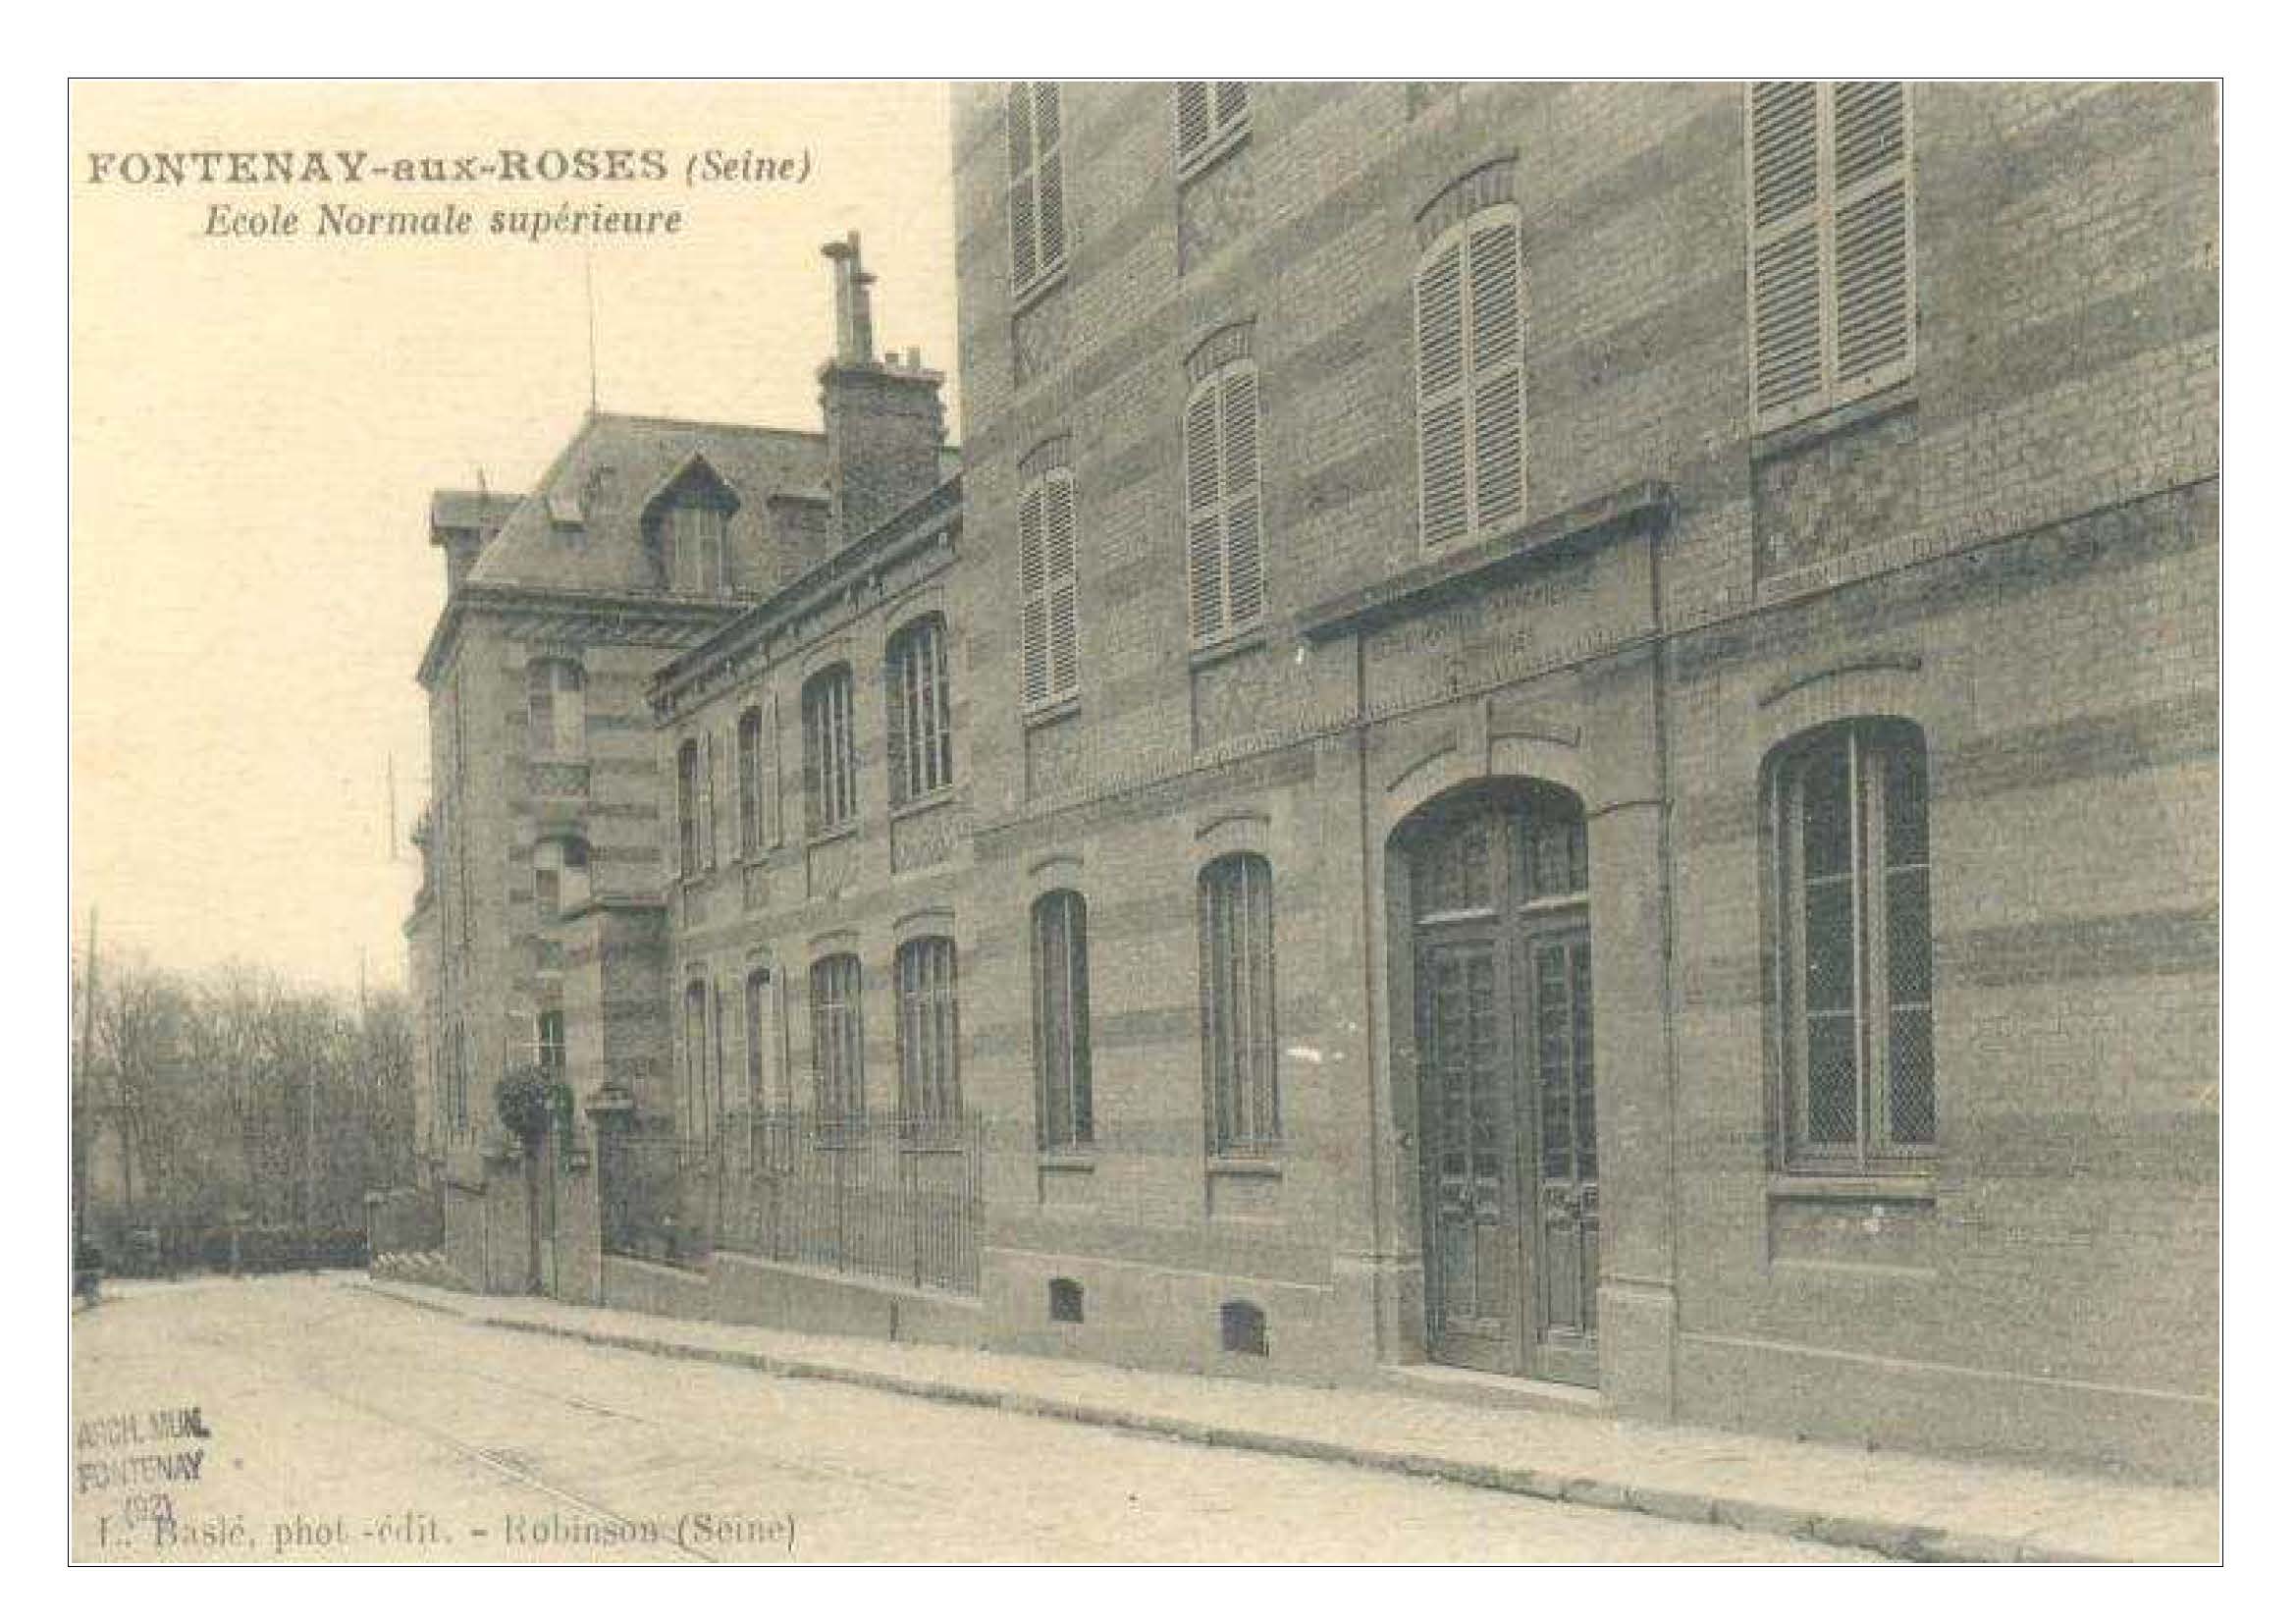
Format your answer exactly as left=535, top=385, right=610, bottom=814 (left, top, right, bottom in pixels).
left=1830, top=81, right=1912, bottom=392
left=1176, top=81, right=1210, bottom=165
left=1008, top=84, right=1038, bottom=290
left=1037, top=148, right=1065, bottom=276
left=1748, top=81, right=1826, bottom=428
left=1184, top=384, right=1225, bottom=643
left=1044, top=473, right=1079, bottom=699
left=1019, top=484, right=1049, bottom=707
left=1220, top=368, right=1264, bottom=629
left=1467, top=217, right=1523, bottom=532
left=1213, top=81, right=1247, bottom=127
left=1415, top=243, right=1468, bottom=548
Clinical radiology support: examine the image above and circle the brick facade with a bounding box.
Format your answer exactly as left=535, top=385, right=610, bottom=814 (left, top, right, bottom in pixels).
left=408, top=83, right=2217, bottom=1482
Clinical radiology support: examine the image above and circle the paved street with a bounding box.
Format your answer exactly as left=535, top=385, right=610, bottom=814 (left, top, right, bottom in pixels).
left=70, top=1275, right=1870, bottom=1563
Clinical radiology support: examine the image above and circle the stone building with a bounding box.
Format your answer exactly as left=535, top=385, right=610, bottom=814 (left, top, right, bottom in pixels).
left=406, top=83, right=2217, bottom=1482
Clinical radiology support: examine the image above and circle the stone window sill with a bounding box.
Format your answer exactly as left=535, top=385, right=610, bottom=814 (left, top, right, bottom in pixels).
left=1767, top=1170, right=1936, bottom=1205
left=1750, top=380, right=1917, bottom=462
left=1177, top=124, right=1249, bottom=186
left=1023, top=695, right=1081, bottom=730
left=889, top=785, right=957, bottom=822
left=1188, top=625, right=1269, bottom=673
left=1206, top=1155, right=1282, bottom=1179
left=1012, top=264, right=1069, bottom=318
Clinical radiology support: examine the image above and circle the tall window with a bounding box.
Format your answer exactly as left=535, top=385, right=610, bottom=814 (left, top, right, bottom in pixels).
left=1007, top=81, right=1066, bottom=296
left=1747, top=81, right=1914, bottom=431
left=802, top=666, right=858, bottom=834
left=526, top=658, right=585, bottom=760
left=676, top=738, right=702, bottom=877
left=535, top=1008, right=565, bottom=1075
left=663, top=498, right=730, bottom=595
left=682, top=978, right=717, bottom=1148
left=1200, top=854, right=1279, bottom=1156
left=1770, top=719, right=1934, bottom=1168
left=744, top=968, right=773, bottom=1116
left=1018, top=468, right=1080, bottom=711
left=894, top=937, right=962, bottom=1126
left=1184, top=359, right=1265, bottom=645
left=1175, top=82, right=1248, bottom=175
left=809, top=954, right=866, bottom=1122
left=533, top=837, right=587, bottom=927
left=886, top=616, right=955, bottom=807
left=1415, top=203, right=1524, bottom=550
left=1032, top=891, right=1095, bottom=1151
left=737, top=705, right=766, bottom=856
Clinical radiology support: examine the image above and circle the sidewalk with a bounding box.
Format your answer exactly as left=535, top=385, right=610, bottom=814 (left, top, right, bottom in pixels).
left=355, top=1275, right=2217, bottom=1563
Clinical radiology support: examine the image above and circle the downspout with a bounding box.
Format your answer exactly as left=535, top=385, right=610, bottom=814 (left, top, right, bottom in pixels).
left=1645, top=513, right=1684, bottom=1417
left=1351, top=625, right=1389, bottom=1362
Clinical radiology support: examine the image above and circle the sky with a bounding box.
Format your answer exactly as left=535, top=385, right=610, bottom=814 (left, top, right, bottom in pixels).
left=70, top=81, right=961, bottom=995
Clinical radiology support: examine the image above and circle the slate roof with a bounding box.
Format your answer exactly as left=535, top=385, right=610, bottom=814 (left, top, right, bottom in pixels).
left=463, top=411, right=832, bottom=597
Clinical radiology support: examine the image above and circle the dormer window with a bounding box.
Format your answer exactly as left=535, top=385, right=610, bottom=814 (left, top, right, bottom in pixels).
left=644, top=459, right=739, bottom=596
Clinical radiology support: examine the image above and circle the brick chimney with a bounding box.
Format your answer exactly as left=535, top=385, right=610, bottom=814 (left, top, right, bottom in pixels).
left=818, top=232, right=946, bottom=548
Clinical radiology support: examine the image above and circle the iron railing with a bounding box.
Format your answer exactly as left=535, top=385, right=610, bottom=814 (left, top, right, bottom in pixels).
left=601, top=1108, right=984, bottom=1295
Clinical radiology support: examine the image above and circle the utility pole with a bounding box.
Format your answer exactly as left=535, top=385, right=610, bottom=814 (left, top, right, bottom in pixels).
left=73, top=908, right=98, bottom=1249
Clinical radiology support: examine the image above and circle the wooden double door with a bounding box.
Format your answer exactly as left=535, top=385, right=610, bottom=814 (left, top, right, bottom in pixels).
left=1410, top=787, right=1600, bottom=1385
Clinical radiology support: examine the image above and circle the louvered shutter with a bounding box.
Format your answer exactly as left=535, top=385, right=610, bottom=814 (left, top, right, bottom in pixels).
left=1008, top=84, right=1038, bottom=290
left=1220, top=368, right=1264, bottom=629
left=1033, top=83, right=1065, bottom=279
left=1467, top=217, right=1524, bottom=532
left=1213, top=82, right=1247, bottom=127
left=1749, top=81, right=1825, bottom=427
left=1416, top=243, right=1468, bottom=548
left=1176, top=82, right=1210, bottom=166
left=1019, top=484, right=1049, bottom=707
left=1830, top=81, right=1912, bottom=394
left=1044, top=473, right=1079, bottom=700
left=1184, top=383, right=1225, bottom=643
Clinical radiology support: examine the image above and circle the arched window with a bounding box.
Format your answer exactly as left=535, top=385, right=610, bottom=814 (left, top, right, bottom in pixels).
left=809, top=953, right=866, bottom=1123
left=1415, top=200, right=1524, bottom=550
left=743, top=967, right=774, bottom=1120
left=886, top=616, right=955, bottom=808
left=682, top=978, right=717, bottom=1149
left=1032, top=891, right=1095, bottom=1151
left=1183, top=358, right=1265, bottom=646
left=802, top=666, right=858, bottom=835
left=894, top=936, right=962, bottom=1126
left=1018, top=465, right=1080, bottom=712
left=1769, top=718, right=1934, bottom=1167
left=525, top=657, right=585, bottom=761
left=676, top=738, right=702, bottom=878
left=1200, top=854, right=1278, bottom=1157
left=1007, top=81, right=1066, bottom=295
left=737, top=705, right=765, bottom=856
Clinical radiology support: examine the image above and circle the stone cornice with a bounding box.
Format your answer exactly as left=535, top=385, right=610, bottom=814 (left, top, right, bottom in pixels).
left=651, top=474, right=963, bottom=719
left=1296, top=480, right=1673, bottom=644
left=415, top=582, right=750, bottom=688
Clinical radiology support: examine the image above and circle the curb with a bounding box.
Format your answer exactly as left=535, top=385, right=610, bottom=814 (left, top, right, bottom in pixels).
left=355, top=1280, right=2105, bottom=1564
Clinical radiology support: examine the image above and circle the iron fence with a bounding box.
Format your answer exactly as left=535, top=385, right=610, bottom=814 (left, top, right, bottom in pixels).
left=601, top=1108, right=984, bottom=1295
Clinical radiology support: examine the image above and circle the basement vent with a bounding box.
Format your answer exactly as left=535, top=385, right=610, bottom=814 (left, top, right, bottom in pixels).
left=1219, top=1299, right=1267, bottom=1356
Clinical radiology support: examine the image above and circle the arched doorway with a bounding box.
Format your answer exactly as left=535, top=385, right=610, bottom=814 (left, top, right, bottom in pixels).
left=1398, top=781, right=1599, bottom=1385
